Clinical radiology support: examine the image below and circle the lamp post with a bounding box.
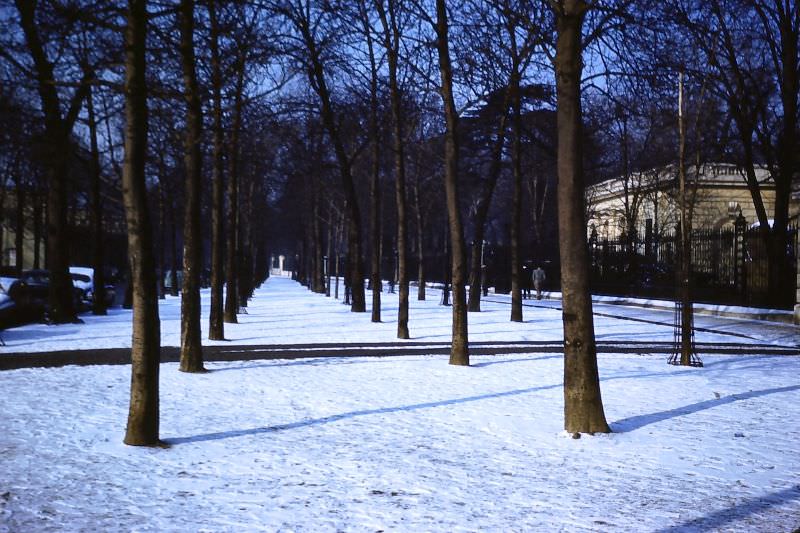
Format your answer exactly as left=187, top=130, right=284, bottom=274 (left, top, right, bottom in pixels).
left=390, top=249, right=398, bottom=293
left=323, top=255, right=329, bottom=296
left=481, top=240, right=489, bottom=296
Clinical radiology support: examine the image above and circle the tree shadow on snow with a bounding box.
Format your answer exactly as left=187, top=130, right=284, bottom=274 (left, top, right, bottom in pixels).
left=165, top=382, right=562, bottom=445
left=656, top=484, right=800, bottom=533
left=207, top=356, right=411, bottom=373
left=471, top=354, right=562, bottom=368
left=611, top=384, right=800, bottom=433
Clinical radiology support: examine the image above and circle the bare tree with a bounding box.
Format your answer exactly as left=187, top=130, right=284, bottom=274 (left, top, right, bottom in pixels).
left=177, top=0, right=205, bottom=373
left=123, top=0, right=161, bottom=447
left=669, top=0, right=799, bottom=305
left=357, top=0, right=383, bottom=322
left=279, top=1, right=367, bottom=312
left=375, top=0, right=410, bottom=338
left=466, top=93, right=510, bottom=313
left=433, top=0, right=469, bottom=365
left=85, top=84, right=108, bottom=315
left=551, top=0, right=610, bottom=434
left=224, top=62, right=245, bottom=323
left=13, top=1, right=92, bottom=323
left=208, top=0, right=226, bottom=340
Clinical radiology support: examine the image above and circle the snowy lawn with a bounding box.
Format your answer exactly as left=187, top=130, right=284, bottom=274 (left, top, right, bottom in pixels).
left=1, top=276, right=799, bottom=531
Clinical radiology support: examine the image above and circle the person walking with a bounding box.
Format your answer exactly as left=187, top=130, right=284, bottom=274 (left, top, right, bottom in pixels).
left=532, top=265, right=546, bottom=300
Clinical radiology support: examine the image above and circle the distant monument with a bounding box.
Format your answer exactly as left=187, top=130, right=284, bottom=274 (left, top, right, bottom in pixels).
left=270, top=254, right=288, bottom=277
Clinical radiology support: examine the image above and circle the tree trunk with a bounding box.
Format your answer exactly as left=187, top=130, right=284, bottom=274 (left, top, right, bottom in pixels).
left=362, top=3, right=382, bottom=322
left=468, top=102, right=509, bottom=312
left=435, top=0, right=468, bottom=365
left=169, top=199, right=179, bottom=297
left=413, top=171, right=426, bottom=300
left=122, top=0, right=161, bottom=447
left=311, top=180, right=324, bottom=294
left=553, top=0, right=610, bottom=434
left=239, top=170, right=255, bottom=303
left=377, top=0, right=409, bottom=338
left=769, top=3, right=798, bottom=304
left=224, top=67, right=245, bottom=323
left=510, top=69, right=523, bottom=322
left=441, top=228, right=451, bottom=306
left=677, top=70, right=693, bottom=366
left=33, top=195, right=42, bottom=269
left=87, top=86, right=107, bottom=315
left=369, top=137, right=382, bottom=319
left=14, top=178, right=24, bottom=273
left=157, top=178, right=166, bottom=300
left=16, top=0, right=82, bottom=324
left=326, top=214, right=332, bottom=296
left=0, top=183, right=6, bottom=271
left=178, top=0, right=205, bottom=373
left=208, top=0, right=225, bottom=340
left=334, top=215, right=342, bottom=299
left=298, top=18, right=366, bottom=312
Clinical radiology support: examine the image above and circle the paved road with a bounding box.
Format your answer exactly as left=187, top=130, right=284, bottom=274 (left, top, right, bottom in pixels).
left=2, top=339, right=798, bottom=371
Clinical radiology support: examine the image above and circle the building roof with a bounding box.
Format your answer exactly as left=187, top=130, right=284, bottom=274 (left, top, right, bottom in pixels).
left=586, top=163, right=773, bottom=201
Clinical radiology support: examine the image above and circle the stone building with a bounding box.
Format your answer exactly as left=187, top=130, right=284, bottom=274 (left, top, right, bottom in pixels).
left=585, top=163, right=797, bottom=242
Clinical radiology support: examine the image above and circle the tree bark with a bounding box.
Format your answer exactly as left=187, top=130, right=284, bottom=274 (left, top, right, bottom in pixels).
left=311, top=177, right=324, bottom=294
left=468, top=99, right=509, bottom=313
left=766, top=0, right=797, bottom=303
left=326, top=212, right=332, bottom=296
left=157, top=176, right=166, bottom=300
left=178, top=0, right=205, bottom=373
left=435, top=0, right=468, bottom=365
left=123, top=0, right=161, bottom=447
left=364, top=4, right=382, bottom=322
left=33, top=195, right=42, bottom=269
left=510, top=68, right=523, bottom=322
left=16, top=0, right=85, bottom=324
left=370, top=144, right=382, bottom=319
left=14, top=177, right=24, bottom=273
left=208, top=0, right=225, bottom=340
left=553, top=0, right=610, bottom=434
left=224, top=67, right=245, bottom=323
left=87, top=85, right=107, bottom=315
left=169, top=198, right=179, bottom=297
left=376, top=0, right=409, bottom=338
left=413, top=170, right=426, bottom=300
left=294, top=12, right=366, bottom=312
left=239, top=170, right=256, bottom=302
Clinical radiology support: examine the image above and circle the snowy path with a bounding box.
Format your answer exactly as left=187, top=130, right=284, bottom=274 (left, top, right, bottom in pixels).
left=2, top=275, right=798, bottom=354
left=1, top=276, right=799, bottom=531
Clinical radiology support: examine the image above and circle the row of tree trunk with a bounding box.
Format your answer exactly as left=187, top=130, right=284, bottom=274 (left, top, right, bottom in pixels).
left=119, top=0, right=613, bottom=446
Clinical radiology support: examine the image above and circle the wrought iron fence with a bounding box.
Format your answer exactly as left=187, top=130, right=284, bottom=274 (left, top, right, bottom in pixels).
left=587, top=218, right=798, bottom=309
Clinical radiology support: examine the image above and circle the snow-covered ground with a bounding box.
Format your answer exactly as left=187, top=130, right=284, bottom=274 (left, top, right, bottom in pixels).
left=2, top=276, right=797, bottom=353
left=1, top=276, right=799, bottom=531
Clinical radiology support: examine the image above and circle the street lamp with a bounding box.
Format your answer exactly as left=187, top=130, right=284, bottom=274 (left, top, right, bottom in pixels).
left=390, top=249, right=398, bottom=293
left=481, top=240, right=489, bottom=296
left=323, top=255, right=329, bottom=295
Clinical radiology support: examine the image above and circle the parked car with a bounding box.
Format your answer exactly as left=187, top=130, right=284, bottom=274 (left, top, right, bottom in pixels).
left=69, top=266, right=116, bottom=308
left=6, top=269, right=51, bottom=322
left=0, top=277, right=19, bottom=328
left=70, top=272, right=93, bottom=308
left=7, top=269, right=89, bottom=321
